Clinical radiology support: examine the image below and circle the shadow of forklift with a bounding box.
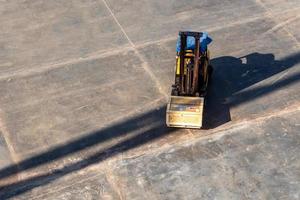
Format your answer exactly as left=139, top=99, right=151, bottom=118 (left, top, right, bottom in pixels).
left=203, top=51, right=300, bottom=129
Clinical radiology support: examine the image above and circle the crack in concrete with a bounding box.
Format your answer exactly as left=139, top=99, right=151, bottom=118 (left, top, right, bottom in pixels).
left=12, top=96, right=166, bottom=157
left=9, top=102, right=300, bottom=199
left=0, top=111, right=19, bottom=164
left=27, top=165, right=108, bottom=200
left=1, top=1, right=300, bottom=197
left=101, top=0, right=168, bottom=100
left=0, top=45, right=134, bottom=81
left=104, top=166, right=125, bottom=200
left=111, top=102, right=300, bottom=162
left=255, top=0, right=300, bottom=47
left=262, top=14, right=300, bottom=37
left=7, top=76, right=138, bottom=112
left=0, top=7, right=298, bottom=81
left=0, top=108, right=22, bottom=183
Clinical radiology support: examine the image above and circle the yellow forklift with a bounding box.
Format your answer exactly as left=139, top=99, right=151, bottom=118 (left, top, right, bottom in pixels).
left=166, top=31, right=213, bottom=129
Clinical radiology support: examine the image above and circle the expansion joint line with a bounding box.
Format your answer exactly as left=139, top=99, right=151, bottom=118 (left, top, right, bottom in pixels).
left=0, top=110, right=22, bottom=181
left=0, top=113, right=18, bottom=164
left=101, top=0, right=168, bottom=99
left=255, top=0, right=300, bottom=47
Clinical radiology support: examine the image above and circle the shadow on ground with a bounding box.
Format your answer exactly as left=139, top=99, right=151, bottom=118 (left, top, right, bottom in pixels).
left=203, top=52, right=300, bottom=128
left=0, top=51, right=300, bottom=199
left=0, top=106, right=177, bottom=199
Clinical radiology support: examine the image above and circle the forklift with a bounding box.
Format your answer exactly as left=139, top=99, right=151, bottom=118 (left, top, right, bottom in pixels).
left=166, top=31, right=213, bottom=129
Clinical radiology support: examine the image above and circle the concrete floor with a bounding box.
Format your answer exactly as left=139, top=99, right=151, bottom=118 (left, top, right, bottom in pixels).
left=0, top=0, right=299, bottom=199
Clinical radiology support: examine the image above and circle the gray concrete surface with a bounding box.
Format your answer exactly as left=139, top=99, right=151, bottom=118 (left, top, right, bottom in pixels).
left=0, top=0, right=299, bottom=199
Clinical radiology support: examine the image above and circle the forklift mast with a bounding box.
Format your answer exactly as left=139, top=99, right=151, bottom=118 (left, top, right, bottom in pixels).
left=176, top=31, right=203, bottom=96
